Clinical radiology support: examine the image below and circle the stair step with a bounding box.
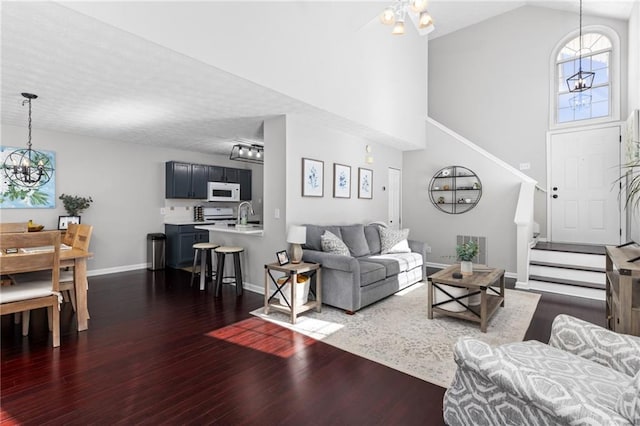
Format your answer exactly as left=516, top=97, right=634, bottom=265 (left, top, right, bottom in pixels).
left=528, top=274, right=605, bottom=290
left=532, top=242, right=606, bottom=255
left=527, top=279, right=605, bottom=301
left=530, top=249, right=605, bottom=269
left=529, top=265, right=604, bottom=285
left=529, top=261, right=605, bottom=274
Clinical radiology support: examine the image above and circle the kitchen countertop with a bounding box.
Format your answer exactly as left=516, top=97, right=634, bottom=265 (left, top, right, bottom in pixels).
left=195, top=224, right=264, bottom=236
left=164, top=220, right=210, bottom=226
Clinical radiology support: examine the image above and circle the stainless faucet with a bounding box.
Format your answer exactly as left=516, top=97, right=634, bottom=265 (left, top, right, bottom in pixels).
left=237, top=201, right=254, bottom=225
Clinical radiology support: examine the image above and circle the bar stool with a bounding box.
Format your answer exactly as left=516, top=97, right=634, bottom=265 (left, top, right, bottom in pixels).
left=191, top=242, right=219, bottom=290
left=214, top=246, right=244, bottom=297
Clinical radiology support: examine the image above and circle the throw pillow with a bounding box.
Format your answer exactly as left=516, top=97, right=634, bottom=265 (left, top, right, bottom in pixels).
left=379, top=227, right=410, bottom=254
left=340, top=224, right=370, bottom=257
left=321, top=231, right=350, bottom=256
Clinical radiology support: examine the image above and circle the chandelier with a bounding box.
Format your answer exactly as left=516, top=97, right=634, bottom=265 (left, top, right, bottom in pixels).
left=229, top=143, right=264, bottom=164
left=379, top=0, right=434, bottom=35
left=566, top=0, right=595, bottom=92
left=2, top=93, right=54, bottom=188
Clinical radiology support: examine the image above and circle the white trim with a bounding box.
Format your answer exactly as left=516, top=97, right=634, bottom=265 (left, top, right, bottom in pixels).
left=546, top=122, right=623, bottom=242
left=549, top=25, right=621, bottom=130
left=87, top=263, right=147, bottom=277
left=427, top=117, right=537, bottom=185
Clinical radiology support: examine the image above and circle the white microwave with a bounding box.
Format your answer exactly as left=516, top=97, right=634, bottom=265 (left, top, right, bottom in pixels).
left=207, top=182, right=240, bottom=202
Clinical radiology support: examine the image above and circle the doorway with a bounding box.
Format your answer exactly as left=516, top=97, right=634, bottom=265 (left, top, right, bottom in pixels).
left=549, top=125, right=621, bottom=245
left=388, top=168, right=401, bottom=230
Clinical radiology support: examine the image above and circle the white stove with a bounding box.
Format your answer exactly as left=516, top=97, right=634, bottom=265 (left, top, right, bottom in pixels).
left=202, top=207, right=236, bottom=225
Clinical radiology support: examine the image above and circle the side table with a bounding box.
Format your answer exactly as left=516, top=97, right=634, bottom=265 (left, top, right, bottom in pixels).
left=264, top=261, right=322, bottom=324
left=427, top=264, right=505, bottom=332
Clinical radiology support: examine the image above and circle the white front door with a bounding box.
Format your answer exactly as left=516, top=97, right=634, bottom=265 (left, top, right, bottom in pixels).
left=388, top=168, right=401, bottom=230
left=550, top=125, right=621, bottom=245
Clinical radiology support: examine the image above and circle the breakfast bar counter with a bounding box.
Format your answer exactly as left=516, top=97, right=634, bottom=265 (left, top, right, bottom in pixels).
left=194, top=224, right=263, bottom=236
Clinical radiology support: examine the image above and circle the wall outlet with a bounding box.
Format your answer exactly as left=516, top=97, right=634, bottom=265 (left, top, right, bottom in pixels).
left=425, top=245, right=432, bottom=254
left=160, top=208, right=166, bottom=215
left=274, top=208, right=280, bottom=219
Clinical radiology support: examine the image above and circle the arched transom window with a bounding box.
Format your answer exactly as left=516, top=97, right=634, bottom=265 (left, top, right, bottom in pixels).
left=556, top=32, right=612, bottom=124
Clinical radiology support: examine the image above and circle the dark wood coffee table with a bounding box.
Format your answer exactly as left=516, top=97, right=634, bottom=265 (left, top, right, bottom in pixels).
left=427, top=264, right=505, bottom=332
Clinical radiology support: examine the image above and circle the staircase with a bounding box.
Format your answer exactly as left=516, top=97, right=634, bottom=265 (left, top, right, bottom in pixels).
left=528, top=242, right=606, bottom=300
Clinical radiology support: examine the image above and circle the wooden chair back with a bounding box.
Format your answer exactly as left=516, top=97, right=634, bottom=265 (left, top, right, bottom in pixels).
left=0, top=222, right=28, bottom=234
left=0, top=232, right=61, bottom=286
left=71, top=224, right=93, bottom=251
left=62, top=224, right=78, bottom=246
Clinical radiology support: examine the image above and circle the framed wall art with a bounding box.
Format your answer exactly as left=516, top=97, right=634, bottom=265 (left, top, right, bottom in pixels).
left=302, top=158, right=324, bottom=197
left=358, top=168, right=373, bottom=199
left=333, top=163, right=351, bottom=198
left=58, top=215, right=81, bottom=230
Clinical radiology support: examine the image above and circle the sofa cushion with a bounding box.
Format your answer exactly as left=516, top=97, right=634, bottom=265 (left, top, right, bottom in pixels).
left=379, top=227, right=410, bottom=254
left=364, top=225, right=382, bottom=255
left=340, top=224, right=370, bottom=257
left=321, top=231, right=350, bottom=256
left=304, top=225, right=342, bottom=251
left=363, top=253, right=423, bottom=277
left=357, top=260, right=386, bottom=287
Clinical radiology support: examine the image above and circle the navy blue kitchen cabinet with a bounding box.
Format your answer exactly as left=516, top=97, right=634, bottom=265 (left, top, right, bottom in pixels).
left=165, top=161, right=208, bottom=199
left=165, top=224, right=210, bottom=268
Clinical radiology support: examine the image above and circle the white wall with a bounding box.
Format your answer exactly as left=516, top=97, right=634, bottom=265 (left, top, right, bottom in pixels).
left=403, top=121, right=525, bottom=274
left=428, top=5, right=628, bottom=237
left=284, top=114, right=403, bottom=226
left=0, top=124, right=258, bottom=274
left=629, top=2, right=640, bottom=243
left=629, top=1, right=640, bottom=115
left=62, top=1, right=428, bottom=149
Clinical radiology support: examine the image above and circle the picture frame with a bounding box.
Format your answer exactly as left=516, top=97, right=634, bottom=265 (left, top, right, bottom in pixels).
left=276, top=250, right=290, bottom=266
left=302, top=157, right=324, bottom=197
left=333, top=163, right=351, bottom=198
left=58, top=215, right=81, bottom=230
left=358, top=168, right=373, bottom=199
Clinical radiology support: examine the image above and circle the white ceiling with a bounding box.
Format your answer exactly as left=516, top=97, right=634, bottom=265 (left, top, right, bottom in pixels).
left=1, top=1, right=636, bottom=156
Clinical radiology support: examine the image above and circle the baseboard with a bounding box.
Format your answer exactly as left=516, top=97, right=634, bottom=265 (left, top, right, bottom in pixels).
left=87, top=263, right=147, bottom=277
left=515, top=281, right=530, bottom=290
left=426, top=262, right=517, bottom=280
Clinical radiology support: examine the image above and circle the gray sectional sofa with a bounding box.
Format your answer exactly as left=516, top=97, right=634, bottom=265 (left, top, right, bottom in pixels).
left=301, top=224, right=426, bottom=313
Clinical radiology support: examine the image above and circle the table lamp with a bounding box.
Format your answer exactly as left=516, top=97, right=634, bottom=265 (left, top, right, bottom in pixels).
left=287, top=225, right=306, bottom=264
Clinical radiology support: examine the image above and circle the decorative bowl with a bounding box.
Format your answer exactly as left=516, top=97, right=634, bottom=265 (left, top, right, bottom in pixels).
left=28, top=225, right=44, bottom=232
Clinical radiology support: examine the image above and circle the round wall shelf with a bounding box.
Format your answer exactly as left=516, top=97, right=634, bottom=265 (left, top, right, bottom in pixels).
left=428, top=166, right=482, bottom=214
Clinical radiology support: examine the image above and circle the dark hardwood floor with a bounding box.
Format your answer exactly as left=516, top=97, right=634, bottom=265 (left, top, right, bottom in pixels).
left=1, top=268, right=605, bottom=425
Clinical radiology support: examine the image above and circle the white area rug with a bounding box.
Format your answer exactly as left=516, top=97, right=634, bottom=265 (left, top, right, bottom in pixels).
left=250, top=282, right=541, bottom=388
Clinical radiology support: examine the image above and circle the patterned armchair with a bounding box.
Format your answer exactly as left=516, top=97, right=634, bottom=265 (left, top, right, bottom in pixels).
left=443, top=315, right=640, bottom=425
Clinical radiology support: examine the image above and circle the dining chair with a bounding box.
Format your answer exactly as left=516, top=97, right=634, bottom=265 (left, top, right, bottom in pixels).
left=59, top=223, right=93, bottom=311
left=0, top=231, right=61, bottom=347
left=0, top=222, right=29, bottom=325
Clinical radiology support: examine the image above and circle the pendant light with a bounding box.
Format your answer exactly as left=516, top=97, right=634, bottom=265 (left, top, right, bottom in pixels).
left=566, top=0, right=595, bottom=92
left=2, top=93, right=54, bottom=188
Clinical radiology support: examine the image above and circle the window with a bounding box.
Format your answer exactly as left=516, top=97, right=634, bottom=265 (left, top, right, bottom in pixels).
left=555, top=31, right=613, bottom=125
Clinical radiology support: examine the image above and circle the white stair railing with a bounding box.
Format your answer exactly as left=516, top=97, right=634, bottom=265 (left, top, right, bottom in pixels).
left=514, top=181, right=536, bottom=289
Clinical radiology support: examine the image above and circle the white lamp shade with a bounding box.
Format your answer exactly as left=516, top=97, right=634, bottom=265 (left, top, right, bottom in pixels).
left=287, top=225, right=307, bottom=244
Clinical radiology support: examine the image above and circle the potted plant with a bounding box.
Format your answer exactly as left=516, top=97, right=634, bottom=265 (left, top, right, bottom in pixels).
left=456, top=240, right=479, bottom=276
left=59, top=193, right=93, bottom=217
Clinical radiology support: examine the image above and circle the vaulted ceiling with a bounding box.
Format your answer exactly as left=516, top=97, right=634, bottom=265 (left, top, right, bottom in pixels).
left=1, top=1, right=635, bottom=156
